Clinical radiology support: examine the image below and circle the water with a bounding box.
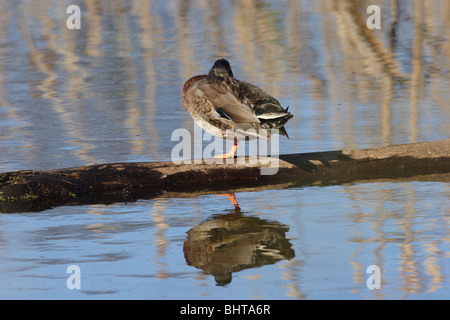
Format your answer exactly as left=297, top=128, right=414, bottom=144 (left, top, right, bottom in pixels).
left=1, top=182, right=449, bottom=299
left=0, top=0, right=449, bottom=299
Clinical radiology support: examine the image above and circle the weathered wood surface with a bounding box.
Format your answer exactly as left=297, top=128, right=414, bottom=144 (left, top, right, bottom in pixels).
left=1, top=139, right=449, bottom=213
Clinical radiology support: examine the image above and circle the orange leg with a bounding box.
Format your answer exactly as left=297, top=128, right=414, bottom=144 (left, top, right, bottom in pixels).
left=214, top=138, right=238, bottom=159
left=218, top=193, right=240, bottom=209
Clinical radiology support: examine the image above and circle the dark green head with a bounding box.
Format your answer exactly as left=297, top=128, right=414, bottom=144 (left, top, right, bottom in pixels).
left=208, top=59, right=234, bottom=78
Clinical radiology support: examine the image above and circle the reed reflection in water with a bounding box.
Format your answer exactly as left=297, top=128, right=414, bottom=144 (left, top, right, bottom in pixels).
left=0, top=0, right=448, bottom=171
left=0, top=178, right=448, bottom=299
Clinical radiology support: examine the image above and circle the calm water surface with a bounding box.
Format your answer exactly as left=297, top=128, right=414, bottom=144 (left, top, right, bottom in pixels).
left=0, top=0, right=449, bottom=299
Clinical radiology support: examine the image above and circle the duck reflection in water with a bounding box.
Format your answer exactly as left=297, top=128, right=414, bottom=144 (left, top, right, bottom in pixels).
left=183, top=207, right=295, bottom=286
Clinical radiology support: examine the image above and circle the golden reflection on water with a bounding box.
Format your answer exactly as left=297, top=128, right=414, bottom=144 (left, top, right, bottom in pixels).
left=0, top=0, right=449, bottom=163
left=0, top=0, right=447, bottom=170
left=342, top=179, right=449, bottom=298
left=87, top=179, right=449, bottom=298
left=150, top=199, right=170, bottom=279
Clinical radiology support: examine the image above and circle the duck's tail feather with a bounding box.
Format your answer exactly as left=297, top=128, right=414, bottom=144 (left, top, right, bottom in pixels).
left=278, top=126, right=290, bottom=139
left=259, top=113, right=293, bottom=130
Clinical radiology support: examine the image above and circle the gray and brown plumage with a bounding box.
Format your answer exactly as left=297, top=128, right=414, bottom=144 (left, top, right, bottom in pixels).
left=182, top=59, right=293, bottom=158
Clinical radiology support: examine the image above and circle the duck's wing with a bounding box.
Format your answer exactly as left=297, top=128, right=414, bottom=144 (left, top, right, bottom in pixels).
left=196, top=78, right=260, bottom=124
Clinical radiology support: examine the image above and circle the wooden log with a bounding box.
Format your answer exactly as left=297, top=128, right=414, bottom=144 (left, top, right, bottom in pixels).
left=1, top=139, right=449, bottom=213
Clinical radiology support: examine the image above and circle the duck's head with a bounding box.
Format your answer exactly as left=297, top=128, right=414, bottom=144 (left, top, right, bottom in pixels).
left=208, top=59, right=234, bottom=78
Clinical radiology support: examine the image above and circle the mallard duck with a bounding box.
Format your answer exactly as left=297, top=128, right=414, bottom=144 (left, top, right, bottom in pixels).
left=182, top=59, right=293, bottom=158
